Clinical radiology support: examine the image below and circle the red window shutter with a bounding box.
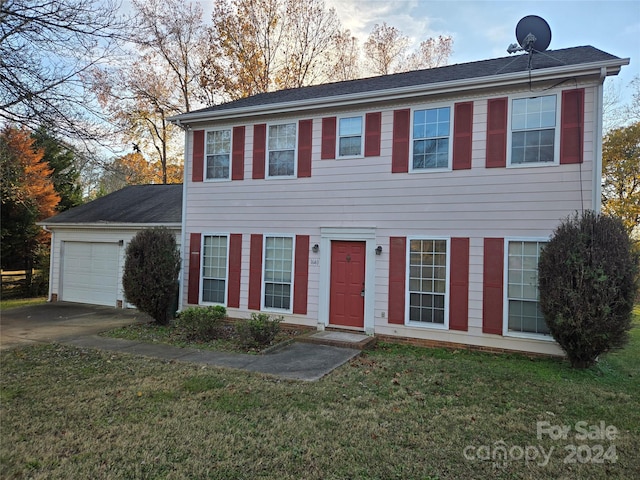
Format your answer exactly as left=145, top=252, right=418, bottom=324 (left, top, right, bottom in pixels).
left=297, top=119, right=313, bottom=178
left=192, top=130, right=204, bottom=182
left=388, top=236, right=406, bottom=324
left=364, top=112, right=382, bottom=157
left=252, top=124, right=266, bottom=179
left=227, top=234, right=242, bottom=308
left=486, top=98, right=508, bottom=168
left=321, top=117, right=336, bottom=159
left=232, top=126, right=245, bottom=181
left=560, top=88, right=585, bottom=164
left=187, top=233, right=201, bottom=305
left=392, top=109, right=410, bottom=173
left=482, top=238, right=504, bottom=335
left=449, top=237, right=469, bottom=331
left=248, top=234, right=263, bottom=310
left=293, top=235, right=309, bottom=314
left=453, top=102, right=473, bottom=170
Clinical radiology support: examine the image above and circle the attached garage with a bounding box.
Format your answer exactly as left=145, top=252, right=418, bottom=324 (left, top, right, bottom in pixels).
left=60, top=242, right=120, bottom=306
left=39, top=184, right=182, bottom=308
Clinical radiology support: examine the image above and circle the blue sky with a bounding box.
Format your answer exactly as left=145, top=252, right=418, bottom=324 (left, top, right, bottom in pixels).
left=326, top=0, right=639, bottom=102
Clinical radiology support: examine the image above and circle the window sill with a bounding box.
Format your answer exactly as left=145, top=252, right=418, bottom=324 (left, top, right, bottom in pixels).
left=507, top=161, right=558, bottom=169
left=406, top=321, right=449, bottom=330
left=203, top=177, right=231, bottom=183
left=409, top=167, right=452, bottom=174
left=504, top=331, right=555, bottom=342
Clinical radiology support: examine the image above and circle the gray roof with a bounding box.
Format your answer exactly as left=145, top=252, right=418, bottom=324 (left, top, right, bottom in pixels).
left=40, top=184, right=182, bottom=225
left=178, top=46, right=622, bottom=117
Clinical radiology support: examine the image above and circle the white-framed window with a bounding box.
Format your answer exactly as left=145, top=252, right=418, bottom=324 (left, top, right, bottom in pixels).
left=411, top=106, right=451, bottom=171
left=201, top=234, right=228, bottom=304
left=263, top=235, right=294, bottom=311
left=505, top=240, right=550, bottom=337
left=267, top=123, right=296, bottom=177
left=337, top=116, right=363, bottom=157
left=205, top=129, right=231, bottom=180
left=407, top=238, right=449, bottom=327
left=509, top=94, right=558, bottom=166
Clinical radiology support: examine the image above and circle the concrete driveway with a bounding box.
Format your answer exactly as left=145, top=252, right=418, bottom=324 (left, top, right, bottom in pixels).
left=0, top=302, right=150, bottom=350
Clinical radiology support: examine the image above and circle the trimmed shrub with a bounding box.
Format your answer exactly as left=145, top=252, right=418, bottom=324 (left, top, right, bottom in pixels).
left=176, top=305, right=227, bottom=341
left=236, top=313, right=282, bottom=349
left=538, top=211, right=639, bottom=368
left=122, top=227, right=181, bottom=325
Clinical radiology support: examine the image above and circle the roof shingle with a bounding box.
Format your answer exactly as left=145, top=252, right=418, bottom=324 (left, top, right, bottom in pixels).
left=40, top=184, right=182, bottom=225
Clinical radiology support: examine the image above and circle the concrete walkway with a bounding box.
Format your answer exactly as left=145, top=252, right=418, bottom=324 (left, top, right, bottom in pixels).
left=63, top=334, right=360, bottom=381
left=1, top=303, right=361, bottom=381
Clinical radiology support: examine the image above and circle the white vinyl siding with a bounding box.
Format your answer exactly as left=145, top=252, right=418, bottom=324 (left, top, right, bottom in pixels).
left=263, top=236, right=294, bottom=311
left=267, top=123, right=296, bottom=177
left=506, top=240, right=550, bottom=336
left=411, top=106, right=451, bottom=170
left=201, top=235, right=228, bottom=304
left=338, top=116, right=363, bottom=157
left=206, top=130, right=231, bottom=180
left=184, top=86, right=596, bottom=356
left=510, top=95, right=558, bottom=165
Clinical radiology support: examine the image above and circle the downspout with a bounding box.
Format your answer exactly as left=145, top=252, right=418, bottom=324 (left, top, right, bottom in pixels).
left=593, top=67, right=607, bottom=212
left=177, top=120, right=189, bottom=313
left=41, top=225, right=54, bottom=302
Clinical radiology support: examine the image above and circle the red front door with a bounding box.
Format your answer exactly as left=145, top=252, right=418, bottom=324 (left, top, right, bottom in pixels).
left=329, top=241, right=366, bottom=328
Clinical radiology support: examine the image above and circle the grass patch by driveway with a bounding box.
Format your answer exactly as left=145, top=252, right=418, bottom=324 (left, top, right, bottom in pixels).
left=1, top=310, right=638, bottom=479
left=0, top=296, right=46, bottom=311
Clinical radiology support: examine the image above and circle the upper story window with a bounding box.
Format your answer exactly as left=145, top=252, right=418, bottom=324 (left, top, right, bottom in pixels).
left=338, top=116, right=363, bottom=157
left=206, top=130, right=231, bottom=180
left=201, top=234, right=228, bottom=304
left=506, top=240, right=550, bottom=336
left=412, top=106, right=451, bottom=170
left=510, top=95, right=557, bottom=165
left=408, top=238, right=448, bottom=326
left=268, top=123, right=296, bottom=177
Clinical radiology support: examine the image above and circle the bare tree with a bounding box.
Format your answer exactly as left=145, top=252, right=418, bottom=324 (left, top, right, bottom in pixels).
left=404, top=35, right=454, bottom=71
left=204, top=0, right=342, bottom=99
left=90, top=0, right=208, bottom=184
left=92, top=57, right=182, bottom=185
left=277, top=0, right=341, bottom=89
left=326, top=30, right=361, bottom=82
left=0, top=0, right=127, bottom=139
left=131, top=0, right=209, bottom=113
left=363, top=22, right=409, bottom=76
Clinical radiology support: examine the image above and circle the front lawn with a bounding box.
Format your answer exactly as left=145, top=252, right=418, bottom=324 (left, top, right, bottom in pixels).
left=1, top=309, right=638, bottom=479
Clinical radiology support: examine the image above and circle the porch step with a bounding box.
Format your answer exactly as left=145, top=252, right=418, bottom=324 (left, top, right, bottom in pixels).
left=296, top=331, right=377, bottom=350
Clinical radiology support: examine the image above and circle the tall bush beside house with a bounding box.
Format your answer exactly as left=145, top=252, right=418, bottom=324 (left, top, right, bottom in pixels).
left=538, top=211, right=639, bottom=368
left=122, top=227, right=181, bottom=325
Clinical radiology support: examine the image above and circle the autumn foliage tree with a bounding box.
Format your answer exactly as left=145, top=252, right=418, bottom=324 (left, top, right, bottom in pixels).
left=0, top=126, right=60, bottom=292
left=602, top=122, right=640, bottom=233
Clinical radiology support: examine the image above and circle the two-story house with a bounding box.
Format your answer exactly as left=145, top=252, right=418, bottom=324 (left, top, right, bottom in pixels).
left=169, top=46, right=628, bottom=356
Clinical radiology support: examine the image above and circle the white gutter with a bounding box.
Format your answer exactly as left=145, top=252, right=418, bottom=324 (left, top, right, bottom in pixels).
left=178, top=128, right=190, bottom=312
left=36, top=222, right=182, bottom=230
left=593, top=66, right=607, bottom=212
left=168, top=58, right=629, bottom=125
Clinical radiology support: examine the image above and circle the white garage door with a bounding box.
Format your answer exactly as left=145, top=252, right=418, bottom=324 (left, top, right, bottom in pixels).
left=61, top=242, right=119, bottom=306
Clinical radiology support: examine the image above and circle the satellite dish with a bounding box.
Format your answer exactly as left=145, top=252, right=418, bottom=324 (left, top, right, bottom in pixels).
left=515, top=15, right=552, bottom=52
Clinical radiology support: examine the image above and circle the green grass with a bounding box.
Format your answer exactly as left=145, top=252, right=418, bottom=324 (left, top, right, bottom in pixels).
left=0, top=296, right=47, bottom=311
left=1, top=312, right=638, bottom=479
